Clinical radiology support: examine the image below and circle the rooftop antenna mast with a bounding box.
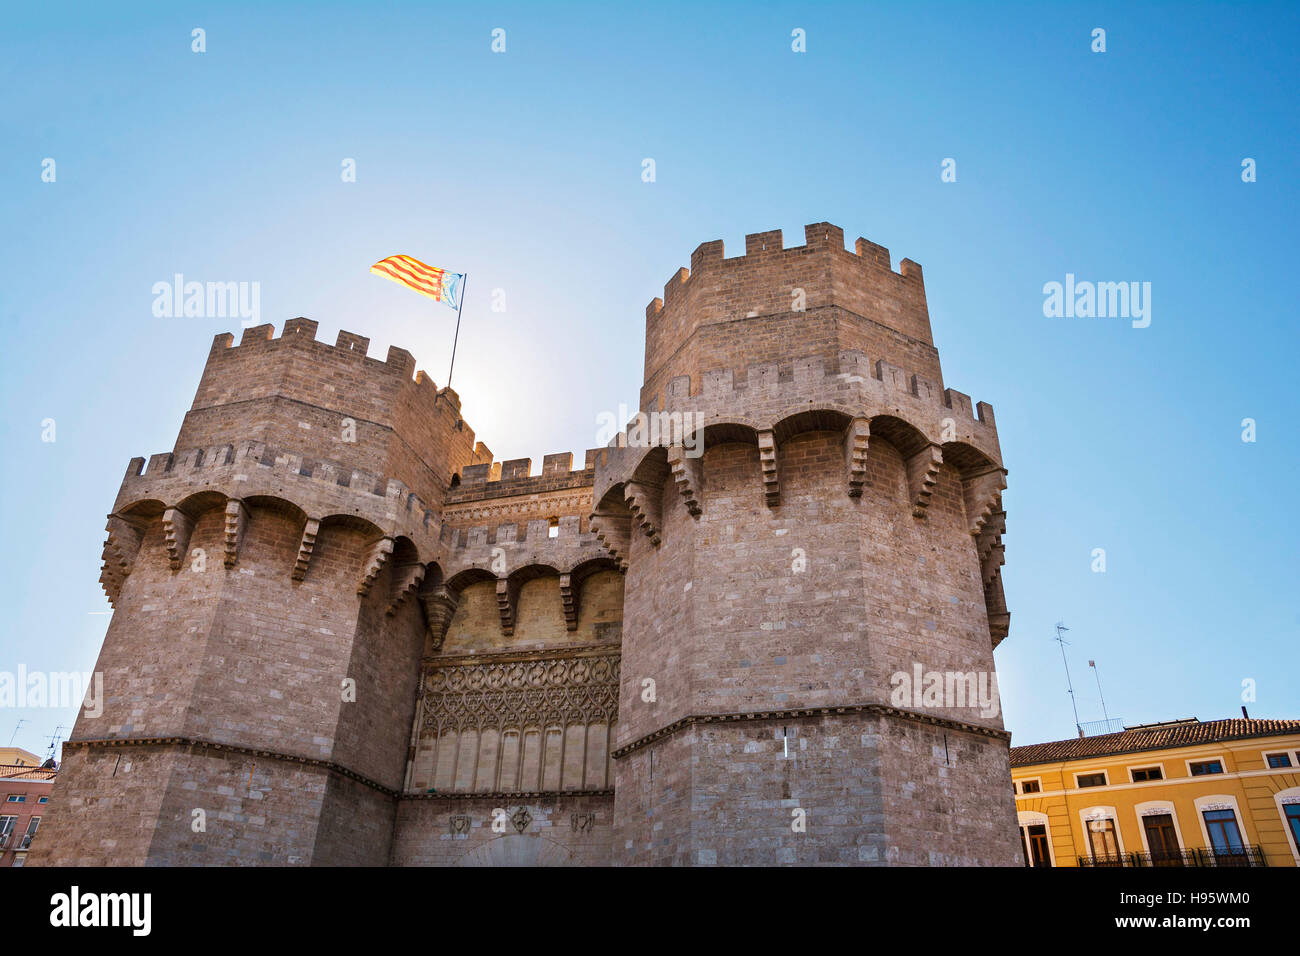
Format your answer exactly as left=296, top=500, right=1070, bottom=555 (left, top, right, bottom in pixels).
left=1054, top=622, right=1082, bottom=738
left=1088, top=659, right=1111, bottom=724
left=45, top=725, right=69, bottom=761
left=8, top=719, right=27, bottom=747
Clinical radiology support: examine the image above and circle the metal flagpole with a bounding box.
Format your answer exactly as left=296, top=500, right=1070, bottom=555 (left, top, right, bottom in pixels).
left=446, top=272, right=467, bottom=390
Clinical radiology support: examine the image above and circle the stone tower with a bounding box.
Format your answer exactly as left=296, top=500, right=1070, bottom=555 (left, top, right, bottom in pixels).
left=591, top=223, right=1020, bottom=865
left=30, top=320, right=488, bottom=865
left=31, top=223, right=1019, bottom=866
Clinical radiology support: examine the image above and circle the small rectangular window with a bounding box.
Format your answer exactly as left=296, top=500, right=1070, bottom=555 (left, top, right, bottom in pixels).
left=5, top=795, right=24, bottom=803
left=1266, top=753, right=1292, bottom=769
left=1189, top=760, right=1223, bottom=776
left=1131, top=766, right=1163, bottom=782
left=1021, top=779, right=1041, bottom=794
left=38, top=796, right=48, bottom=804
left=1076, top=772, right=1107, bottom=788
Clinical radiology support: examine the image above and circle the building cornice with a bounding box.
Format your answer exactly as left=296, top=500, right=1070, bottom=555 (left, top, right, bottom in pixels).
left=611, top=703, right=1009, bottom=759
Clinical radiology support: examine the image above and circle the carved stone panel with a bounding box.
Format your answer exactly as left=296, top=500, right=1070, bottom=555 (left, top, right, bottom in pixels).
left=416, top=646, right=620, bottom=794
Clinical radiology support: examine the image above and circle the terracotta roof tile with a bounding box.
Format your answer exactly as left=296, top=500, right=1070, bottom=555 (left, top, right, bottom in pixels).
left=0, top=764, right=57, bottom=781
left=1010, top=718, right=1300, bottom=768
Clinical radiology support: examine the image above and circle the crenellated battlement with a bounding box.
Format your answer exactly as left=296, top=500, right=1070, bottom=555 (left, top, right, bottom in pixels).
left=203, top=319, right=457, bottom=419
left=644, top=222, right=924, bottom=322
left=217, top=317, right=429, bottom=378
left=179, top=320, right=487, bottom=506
left=99, top=437, right=446, bottom=610
left=447, top=448, right=609, bottom=504
left=640, top=223, right=939, bottom=407
left=645, top=349, right=995, bottom=426
left=438, top=516, right=615, bottom=582
left=596, top=348, right=1002, bottom=499
left=115, top=439, right=436, bottom=528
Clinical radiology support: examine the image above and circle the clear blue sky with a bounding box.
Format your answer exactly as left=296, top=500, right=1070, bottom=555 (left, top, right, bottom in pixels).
left=2, top=1, right=1296, bottom=759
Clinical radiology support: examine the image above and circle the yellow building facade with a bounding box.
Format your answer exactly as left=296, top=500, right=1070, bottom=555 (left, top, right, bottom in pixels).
left=1011, top=718, right=1300, bottom=868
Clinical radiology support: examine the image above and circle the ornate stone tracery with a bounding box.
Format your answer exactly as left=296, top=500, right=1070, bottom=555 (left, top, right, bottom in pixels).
left=414, top=646, right=621, bottom=795
left=421, top=648, right=620, bottom=733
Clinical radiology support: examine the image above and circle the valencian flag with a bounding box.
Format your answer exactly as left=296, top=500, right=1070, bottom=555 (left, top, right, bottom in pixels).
left=370, top=254, right=464, bottom=311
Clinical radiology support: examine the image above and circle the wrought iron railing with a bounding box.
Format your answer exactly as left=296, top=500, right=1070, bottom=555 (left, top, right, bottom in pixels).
left=1077, top=845, right=1267, bottom=868
left=1077, top=852, right=1131, bottom=867
left=1196, top=845, right=1266, bottom=867
left=1133, top=849, right=1197, bottom=867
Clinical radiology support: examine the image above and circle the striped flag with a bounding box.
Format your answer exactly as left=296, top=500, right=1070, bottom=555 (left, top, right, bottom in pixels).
left=370, top=254, right=464, bottom=311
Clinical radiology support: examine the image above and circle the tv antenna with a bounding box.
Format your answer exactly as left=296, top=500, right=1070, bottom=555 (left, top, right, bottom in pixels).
left=1054, top=622, right=1082, bottom=737
left=45, top=725, right=69, bottom=760
left=1088, top=659, right=1111, bottom=724
left=8, top=719, right=27, bottom=747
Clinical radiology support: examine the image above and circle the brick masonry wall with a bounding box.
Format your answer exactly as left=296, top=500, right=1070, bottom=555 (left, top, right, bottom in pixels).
left=875, top=717, right=1023, bottom=866
left=643, top=305, right=943, bottom=415
left=641, top=224, right=939, bottom=410
left=615, top=431, right=1005, bottom=746
left=176, top=321, right=481, bottom=506
left=614, top=713, right=1020, bottom=866
left=391, top=794, right=614, bottom=865
left=29, top=747, right=178, bottom=866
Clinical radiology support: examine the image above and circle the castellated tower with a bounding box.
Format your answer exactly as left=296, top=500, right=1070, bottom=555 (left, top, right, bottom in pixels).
left=592, top=223, right=1019, bottom=865
left=31, top=223, right=1018, bottom=867
left=31, top=319, right=491, bottom=865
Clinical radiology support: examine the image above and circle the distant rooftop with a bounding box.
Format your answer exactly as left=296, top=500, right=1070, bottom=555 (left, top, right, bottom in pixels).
left=0, top=763, right=57, bottom=781
left=0, top=746, right=41, bottom=766
left=1010, top=718, right=1300, bottom=768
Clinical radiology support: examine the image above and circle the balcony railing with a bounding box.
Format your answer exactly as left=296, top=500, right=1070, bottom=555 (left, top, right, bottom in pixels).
left=1197, top=845, right=1266, bottom=868
left=1132, top=849, right=1197, bottom=867
left=17, top=834, right=33, bottom=851
left=1077, top=845, right=1267, bottom=868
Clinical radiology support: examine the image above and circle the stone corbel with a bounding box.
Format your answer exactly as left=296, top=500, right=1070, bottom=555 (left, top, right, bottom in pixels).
left=844, top=417, right=870, bottom=498
left=589, top=508, right=631, bottom=570
left=985, top=573, right=1011, bottom=648
left=559, top=573, right=579, bottom=631
left=420, top=585, right=459, bottom=651
left=963, top=469, right=1008, bottom=536
left=980, top=539, right=1006, bottom=588
left=757, top=429, right=780, bottom=507
left=103, top=514, right=144, bottom=577
left=223, top=499, right=249, bottom=569
left=357, top=536, right=395, bottom=595
left=293, top=518, right=321, bottom=582
left=666, top=445, right=703, bottom=518
left=387, top=562, right=426, bottom=616
left=905, top=444, right=943, bottom=517
left=624, top=481, right=663, bottom=546
left=162, top=508, right=195, bottom=571
left=975, top=509, right=1006, bottom=566
left=100, top=514, right=146, bottom=607
left=496, top=577, right=520, bottom=636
